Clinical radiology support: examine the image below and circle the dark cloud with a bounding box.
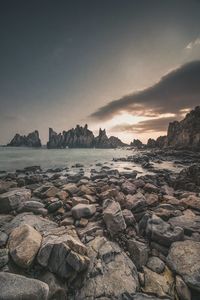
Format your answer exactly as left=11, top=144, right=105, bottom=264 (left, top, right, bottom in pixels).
left=111, top=116, right=179, bottom=134
left=90, top=60, right=200, bottom=120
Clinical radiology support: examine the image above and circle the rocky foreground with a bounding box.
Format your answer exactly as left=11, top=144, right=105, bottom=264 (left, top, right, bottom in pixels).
left=0, top=151, right=200, bottom=299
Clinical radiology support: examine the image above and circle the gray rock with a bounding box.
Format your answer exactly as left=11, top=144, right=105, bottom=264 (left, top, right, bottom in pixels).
left=76, top=236, right=139, bottom=299
left=147, top=257, right=165, bottom=274
left=71, top=203, right=96, bottom=219
left=142, top=266, right=174, bottom=298
left=0, top=231, right=8, bottom=247
left=127, top=238, right=149, bottom=270
left=17, top=200, right=47, bottom=215
left=0, top=272, right=49, bottom=299
left=169, top=209, right=200, bottom=235
left=121, top=181, right=137, bottom=195
left=103, top=199, right=126, bottom=236
left=0, top=189, right=31, bottom=213
left=167, top=240, right=200, bottom=291
left=1, top=212, right=58, bottom=235
left=38, top=271, right=68, bottom=300
left=8, top=224, right=42, bottom=268
left=0, top=249, right=9, bottom=268
left=146, top=214, right=184, bottom=247
left=37, top=227, right=90, bottom=279
left=175, top=275, right=191, bottom=300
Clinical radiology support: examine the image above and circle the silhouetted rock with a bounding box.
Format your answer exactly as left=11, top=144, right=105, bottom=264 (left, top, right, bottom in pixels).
left=146, top=107, right=200, bottom=150
left=7, top=130, right=41, bottom=147
left=131, top=139, right=144, bottom=148
left=167, top=106, right=200, bottom=150
left=147, top=138, right=157, bottom=148
left=47, top=125, right=125, bottom=148
left=95, top=128, right=126, bottom=148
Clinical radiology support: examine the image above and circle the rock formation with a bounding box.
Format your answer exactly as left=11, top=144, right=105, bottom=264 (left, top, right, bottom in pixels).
left=47, top=125, right=125, bottom=149
left=130, top=139, right=144, bottom=149
left=7, top=130, right=42, bottom=147
left=95, top=128, right=126, bottom=148
left=146, top=106, right=200, bottom=150
left=167, top=106, right=200, bottom=149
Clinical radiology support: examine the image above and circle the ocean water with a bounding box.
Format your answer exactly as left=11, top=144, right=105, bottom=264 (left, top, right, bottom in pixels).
left=0, top=147, right=183, bottom=176
left=0, top=147, right=134, bottom=172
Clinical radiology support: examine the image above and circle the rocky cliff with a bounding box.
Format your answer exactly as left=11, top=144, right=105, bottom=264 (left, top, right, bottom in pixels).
left=7, top=131, right=42, bottom=147
left=147, top=106, right=200, bottom=150
left=167, top=106, right=200, bottom=149
left=47, top=125, right=125, bottom=149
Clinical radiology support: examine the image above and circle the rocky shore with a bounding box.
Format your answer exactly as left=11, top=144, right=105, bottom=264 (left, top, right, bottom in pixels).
left=0, top=149, right=200, bottom=299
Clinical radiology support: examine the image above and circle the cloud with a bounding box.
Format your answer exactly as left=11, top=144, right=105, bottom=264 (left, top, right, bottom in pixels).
left=90, top=60, right=200, bottom=121
left=185, top=38, right=200, bottom=50
left=111, top=116, right=178, bottom=134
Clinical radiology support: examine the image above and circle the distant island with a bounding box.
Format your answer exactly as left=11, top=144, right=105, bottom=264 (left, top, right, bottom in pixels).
left=6, top=106, right=200, bottom=150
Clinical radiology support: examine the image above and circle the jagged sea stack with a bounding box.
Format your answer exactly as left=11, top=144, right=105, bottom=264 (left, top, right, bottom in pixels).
left=7, top=130, right=42, bottom=147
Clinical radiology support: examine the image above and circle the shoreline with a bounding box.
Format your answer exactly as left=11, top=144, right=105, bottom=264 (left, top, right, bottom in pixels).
left=0, top=148, right=200, bottom=298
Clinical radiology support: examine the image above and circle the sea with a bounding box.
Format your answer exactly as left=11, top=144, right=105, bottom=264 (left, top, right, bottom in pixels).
left=0, top=147, right=182, bottom=175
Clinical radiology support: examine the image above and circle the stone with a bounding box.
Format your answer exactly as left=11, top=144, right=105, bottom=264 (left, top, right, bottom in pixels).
left=71, top=203, right=96, bottom=219
left=37, top=227, right=90, bottom=279
left=38, top=271, right=68, bottom=300
left=142, top=266, right=174, bottom=298
left=127, top=238, right=149, bottom=270
left=47, top=200, right=62, bottom=213
left=122, top=209, right=136, bottom=226
left=17, top=200, right=47, bottom=215
left=0, top=272, right=49, bottom=300
left=125, top=193, right=147, bottom=212
left=62, top=183, right=79, bottom=195
left=0, top=231, right=8, bottom=246
left=146, top=193, right=159, bottom=206
left=175, top=275, right=191, bottom=300
left=167, top=240, right=200, bottom=291
left=0, top=188, right=31, bottom=213
left=169, top=209, right=200, bottom=235
left=1, top=212, right=58, bottom=235
left=144, top=183, right=159, bottom=193
left=103, top=199, right=126, bottom=235
left=72, top=196, right=89, bottom=207
left=0, top=249, right=9, bottom=268
left=146, top=256, right=165, bottom=274
left=8, top=224, right=42, bottom=268
left=121, top=181, right=137, bottom=194
left=146, top=214, right=184, bottom=247
left=180, top=195, right=200, bottom=211
left=76, top=236, right=139, bottom=299
left=60, top=217, right=74, bottom=226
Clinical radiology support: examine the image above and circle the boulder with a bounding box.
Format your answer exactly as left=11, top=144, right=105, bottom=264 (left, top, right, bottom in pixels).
left=103, top=199, right=126, bottom=235
left=169, top=209, right=200, bottom=235
left=127, top=238, right=149, bottom=270
left=0, top=189, right=31, bottom=213
left=142, top=266, right=174, bottom=298
left=0, top=272, right=49, bottom=300
left=1, top=212, right=58, bottom=235
left=167, top=240, right=200, bottom=291
left=71, top=203, right=96, bottom=219
left=146, top=256, right=165, bottom=274
left=8, top=224, right=42, bottom=268
left=175, top=275, right=191, bottom=300
left=37, top=227, right=90, bottom=279
left=146, top=214, right=184, bottom=247
left=75, top=236, right=139, bottom=299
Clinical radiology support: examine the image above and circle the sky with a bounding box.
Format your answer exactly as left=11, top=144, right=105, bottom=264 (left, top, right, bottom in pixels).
left=0, top=0, right=200, bottom=145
